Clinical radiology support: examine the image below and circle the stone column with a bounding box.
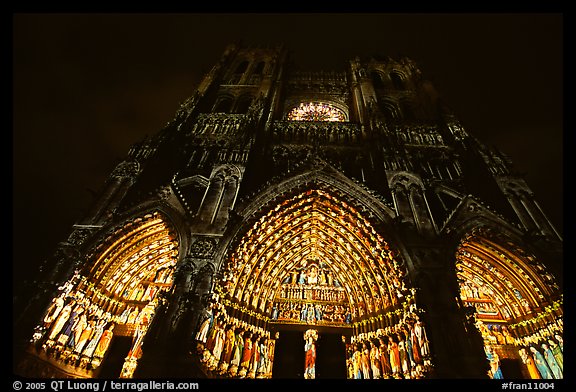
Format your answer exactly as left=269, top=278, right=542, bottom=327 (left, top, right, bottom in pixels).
left=408, top=184, right=435, bottom=234
left=158, top=257, right=197, bottom=344
left=134, top=254, right=204, bottom=378
left=214, top=174, right=240, bottom=227
left=519, top=191, right=561, bottom=240
left=412, top=248, right=489, bottom=378
left=505, top=190, right=538, bottom=231
left=197, top=173, right=225, bottom=224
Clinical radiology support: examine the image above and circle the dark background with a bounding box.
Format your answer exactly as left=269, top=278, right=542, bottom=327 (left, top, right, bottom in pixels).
left=12, top=13, right=564, bottom=286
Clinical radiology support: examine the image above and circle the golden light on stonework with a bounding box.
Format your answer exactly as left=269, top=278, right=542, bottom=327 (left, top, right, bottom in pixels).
left=88, top=215, right=178, bottom=301
left=216, top=189, right=412, bottom=326
left=456, top=232, right=557, bottom=323
left=201, top=190, right=434, bottom=379
left=287, top=102, right=346, bottom=122
left=455, top=230, right=563, bottom=380
left=31, top=211, right=179, bottom=378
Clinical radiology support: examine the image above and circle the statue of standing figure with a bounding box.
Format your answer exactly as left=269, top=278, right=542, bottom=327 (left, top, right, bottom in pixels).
left=304, top=329, right=318, bottom=379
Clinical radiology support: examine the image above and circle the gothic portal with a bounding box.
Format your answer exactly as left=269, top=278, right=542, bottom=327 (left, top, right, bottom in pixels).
left=14, top=43, right=563, bottom=380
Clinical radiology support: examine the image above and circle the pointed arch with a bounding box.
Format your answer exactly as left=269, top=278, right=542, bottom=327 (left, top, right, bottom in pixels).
left=371, top=70, right=385, bottom=89
left=87, top=211, right=179, bottom=301
left=194, top=176, right=434, bottom=379
left=455, top=226, right=561, bottom=321
left=235, top=168, right=397, bottom=227
left=218, top=188, right=410, bottom=323
left=390, top=71, right=406, bottom=90
left=31, top=211, right=181, bottom=377
left=379, top=98, right=402, bottom=123
left=453, top=225, right=562, bottom=379
left=253, top=61, right=265, bottom=74
left=235, top=60, right=249, bottom=74
left=213, top=166, right=413, bottom=319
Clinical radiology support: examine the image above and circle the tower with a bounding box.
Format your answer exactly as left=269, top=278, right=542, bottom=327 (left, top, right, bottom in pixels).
left=14, top=43, right=563, bottom=380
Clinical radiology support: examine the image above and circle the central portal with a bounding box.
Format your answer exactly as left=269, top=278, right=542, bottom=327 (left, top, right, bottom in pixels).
left=271, top=329, right=347, bottom=379
left=195, top=188, right=427, bottom=379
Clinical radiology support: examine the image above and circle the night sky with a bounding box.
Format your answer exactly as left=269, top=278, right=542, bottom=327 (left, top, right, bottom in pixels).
left=12, top=14, right=563, bottom=286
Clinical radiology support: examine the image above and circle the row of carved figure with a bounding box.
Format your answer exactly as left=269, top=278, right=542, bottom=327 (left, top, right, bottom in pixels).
left=517, top=341, right=563, bottom=379
left=347, top=313, right=432, bottom=379
left=195, top=303, right=275, bottom=378
left=31, top=273, right=162, bottom=373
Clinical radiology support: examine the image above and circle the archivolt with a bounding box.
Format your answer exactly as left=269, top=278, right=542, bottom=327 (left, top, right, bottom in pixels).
left=216, top=188, right=412, bottom=323
left=456, top=228, right=559, bottom=322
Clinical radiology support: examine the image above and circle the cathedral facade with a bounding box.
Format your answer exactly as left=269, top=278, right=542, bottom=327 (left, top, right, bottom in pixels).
left=14, top=43, right=563, bottom=380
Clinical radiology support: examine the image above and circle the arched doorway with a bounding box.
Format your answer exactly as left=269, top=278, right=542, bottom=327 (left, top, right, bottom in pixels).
left=28, top=211, right=180, bottom=378
left=455, top=228, right=563, bottom=379
left=193, top=188, right=433, bottom=379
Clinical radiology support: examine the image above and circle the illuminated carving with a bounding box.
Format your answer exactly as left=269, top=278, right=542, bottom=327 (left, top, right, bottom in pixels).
left=457, top=231, right=557, bottom=323
left=304, top=329, right=318, bottom=379
left=217, top=189, right=412, bottom=324
left=287, top=102, right=346, bottom=122
left=196, top=188, right=434, bottom=379
left=270, top=258, right=352, bottom=326
left=31, top=212, right=178, bottom=377
left=195, top=300, right=275, bottom=379
left=455, top=229, right=563, bottom=379
left=346, top=310, right=432, bottom=379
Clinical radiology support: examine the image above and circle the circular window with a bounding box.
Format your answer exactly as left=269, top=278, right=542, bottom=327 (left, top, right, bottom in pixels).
left=287, top=102, right=346, bottom=122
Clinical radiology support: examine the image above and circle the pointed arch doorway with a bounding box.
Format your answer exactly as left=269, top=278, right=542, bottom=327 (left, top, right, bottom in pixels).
left=27, top=211, right=181, bottom=378
left=196, top=188, right=432, bottom=379
left=455, top=228, right=563, bottom=380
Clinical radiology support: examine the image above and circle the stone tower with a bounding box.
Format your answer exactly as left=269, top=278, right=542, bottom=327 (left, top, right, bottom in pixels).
left=14, top=43, right=563, bottom=380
